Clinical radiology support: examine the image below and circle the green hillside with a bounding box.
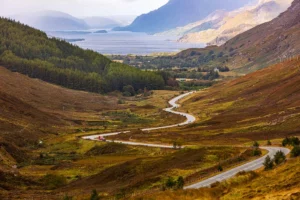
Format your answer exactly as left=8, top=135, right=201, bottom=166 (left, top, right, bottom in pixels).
left=0, top=18, right=164, bottom=93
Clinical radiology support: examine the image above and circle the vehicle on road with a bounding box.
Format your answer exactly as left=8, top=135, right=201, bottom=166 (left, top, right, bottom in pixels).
left=98, top=136, right=106, bottom=141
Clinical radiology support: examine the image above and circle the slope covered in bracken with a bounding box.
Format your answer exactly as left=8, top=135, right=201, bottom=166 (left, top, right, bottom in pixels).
left=0, top=66, right=120, bottom=162
left=180, top=57, right=300, bottom=144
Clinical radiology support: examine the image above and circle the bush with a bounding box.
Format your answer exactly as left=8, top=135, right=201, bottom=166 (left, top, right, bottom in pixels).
left=165, top=176, right=184, bottom=190
left=253, top=141, right=259, bottom=148
left=218, top=165, right=223, bottom=172
left=90, top=189, right=100, bottom=200
left=263, top=155, right=274, bottom=170
left=282, top=137, right=300, bottom=147
left=291, top=146, right=300, bottom=157
left=165, top=177, right=176, bottom=189
left=274, top=151, right=286, bottom=165
left=252, top=148, right=262, bottom=156
left=40, top=174, right=67, bottom=189
left=176, top=176, right=184, bottom=189
left=267, top=140, right=272, bottom=145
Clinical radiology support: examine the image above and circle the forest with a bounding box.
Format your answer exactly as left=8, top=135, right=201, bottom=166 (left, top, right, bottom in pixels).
left=0, top=18, right=165, bottom=93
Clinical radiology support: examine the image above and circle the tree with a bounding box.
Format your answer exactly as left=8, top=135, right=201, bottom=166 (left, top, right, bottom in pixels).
left=252, top=148, right=262, bottom=156
left=282, top=137, right=300, bottom=147
left=263, top=155, right=274, bottom=170
left=282, top=137, right=289, bottom=147
left=218, top=165, right=223, bottom=172
left=253, top=141, right=260, bottom=148
left=274, top=151, right=286, bottom=165
left=291, top=146, right=300, bottom=157
left=176, top=176, right=184, bottom=189
left=123, top=85, right=135, bottom=96
left=165, top=177, right=176, bottom=189
left=90, top=189, right=100, bottom=200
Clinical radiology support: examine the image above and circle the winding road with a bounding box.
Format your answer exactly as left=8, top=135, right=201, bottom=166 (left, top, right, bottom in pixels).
left=82, top=91, right=290, bottom=189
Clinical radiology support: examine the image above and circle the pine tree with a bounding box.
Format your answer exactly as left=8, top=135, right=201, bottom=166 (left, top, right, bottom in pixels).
left=263, top=155, right=274, bottom=170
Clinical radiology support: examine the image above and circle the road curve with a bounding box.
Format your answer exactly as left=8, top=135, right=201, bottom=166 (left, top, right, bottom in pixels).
left=82, top=91, right=196, bottom=147
left=82, top=92, right=291, bottom=189
left=184, top=146, right=291, bottom=189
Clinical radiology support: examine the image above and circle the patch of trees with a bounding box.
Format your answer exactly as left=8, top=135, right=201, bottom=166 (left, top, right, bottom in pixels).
left=109, top=49, right=229, bottom=72
left=282, top=137, right=300, bottom=147
left=264, top=150, right=286, bottom=170
left=0, top=18, right=165, bottom=93
left=282, top=137, right=300, bottom=158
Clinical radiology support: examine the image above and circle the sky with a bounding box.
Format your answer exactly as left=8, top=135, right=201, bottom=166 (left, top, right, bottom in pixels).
left=0, top=0, right=169, bottom=17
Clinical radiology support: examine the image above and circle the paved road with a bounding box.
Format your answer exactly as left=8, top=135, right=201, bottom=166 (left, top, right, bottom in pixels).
left=82, top=91, right=196, bottom=146
left=184, top=146, right=291, bottom=189
left=82, top=92, right=290, bottom=189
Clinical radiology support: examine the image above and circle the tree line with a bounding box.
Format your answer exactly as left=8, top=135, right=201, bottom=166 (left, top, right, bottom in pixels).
left=0, top=18, right=165, bottom=93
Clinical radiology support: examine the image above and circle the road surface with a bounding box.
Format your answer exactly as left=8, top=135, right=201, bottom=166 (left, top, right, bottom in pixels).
left=184, top=146, right=290, bottom=189
left=82, top=91, right=196, bottom=146
left=82, top=91, right=290, bottom=189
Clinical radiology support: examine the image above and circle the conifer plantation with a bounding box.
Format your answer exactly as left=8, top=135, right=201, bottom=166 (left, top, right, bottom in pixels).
left=0, top=18, right=165, bottom=93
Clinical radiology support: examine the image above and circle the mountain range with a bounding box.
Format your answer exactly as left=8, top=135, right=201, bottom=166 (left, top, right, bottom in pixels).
left=113, top=0, right=253, bottom=34
left=177, top=0, right=293, bottom=45
left=176, top=0, right=300, bottom=73
left=9, top=11, right=135, bottom=31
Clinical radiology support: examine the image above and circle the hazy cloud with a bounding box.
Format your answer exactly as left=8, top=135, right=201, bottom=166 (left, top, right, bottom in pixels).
left=0, top=0, right=168, bottom=17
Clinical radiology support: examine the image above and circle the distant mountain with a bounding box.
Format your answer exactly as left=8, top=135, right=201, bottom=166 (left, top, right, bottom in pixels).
left=176, top=0, right=300, bottom=73
left=114, top=0, right=253, bottom=34
left=12, top=10, right=89, bottom=31
left=84, top=17, right=122, bottom=29
left=178, top=0, right=292, bottom=45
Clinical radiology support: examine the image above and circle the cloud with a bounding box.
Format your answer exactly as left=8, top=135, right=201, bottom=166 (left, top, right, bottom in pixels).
left=0, top=0, right=168, bottom=17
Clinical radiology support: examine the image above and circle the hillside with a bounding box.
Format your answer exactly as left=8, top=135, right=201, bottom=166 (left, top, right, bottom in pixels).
left=114, top=0, right=252, bottom=34
left=83, top=16, right=122, bottom=29
left=131, top=157, right=300, bottom=200
left=180, top=58, right=300, bottom=144
left=0, top=66, right=121, bottom=161
left=11, top=11, right=89, bottom=31
left=173, top=0, right=300, bottom=73
left=109, top=57, right=300, bottom=146
left=0, top=17, right=165, bottom=93
left=177, top=0, right=292, bottom=45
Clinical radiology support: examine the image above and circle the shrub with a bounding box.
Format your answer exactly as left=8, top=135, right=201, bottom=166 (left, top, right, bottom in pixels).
left=267, top=140, right=272, bottom=145
left=274, top=151, right=286, bottom=165
left=252, top=148, right=262, bottom=156
left=218, top=165, right=223, bottom=172
left=176, top=176, right=184, bottom=189
left=253, top=141, right=259, bottom=148
left=90, top=189, right=100, bottom=200
left=282, top=137, right=300, bottom=147
left=40, top=174, right=67, bottom=189
left=263, top=155, right=274, bottom=170
left=291, top=146, right=300, bottom=157
left=165, top=177, right=176, bottom=189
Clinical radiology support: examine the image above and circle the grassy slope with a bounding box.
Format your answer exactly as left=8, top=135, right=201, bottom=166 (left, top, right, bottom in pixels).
left=180, top=58, right=300, bottom=144
left=117, top=58, right=300, bottom=146
left=132, top=157, right=300, bottom=200
left=0, top=67, right=182, bottom=169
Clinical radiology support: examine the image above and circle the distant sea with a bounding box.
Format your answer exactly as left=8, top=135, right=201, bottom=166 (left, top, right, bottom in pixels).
left=47, top=31, right=205, bottom=55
